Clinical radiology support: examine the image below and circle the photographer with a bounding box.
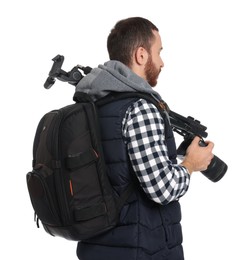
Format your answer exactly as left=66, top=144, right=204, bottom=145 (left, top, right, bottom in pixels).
left=76, top=17, right=214, bottom=260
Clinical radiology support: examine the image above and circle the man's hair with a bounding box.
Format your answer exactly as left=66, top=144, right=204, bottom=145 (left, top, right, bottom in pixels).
left=107, top=17, right=159, bottom=67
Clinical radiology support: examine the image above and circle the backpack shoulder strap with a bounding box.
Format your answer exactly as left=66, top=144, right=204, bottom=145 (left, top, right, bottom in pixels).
left=95, top=91, right=170, bottom=114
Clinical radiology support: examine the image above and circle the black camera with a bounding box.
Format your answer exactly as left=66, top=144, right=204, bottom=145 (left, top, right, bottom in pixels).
left=169, top=112, right=228, bottom=182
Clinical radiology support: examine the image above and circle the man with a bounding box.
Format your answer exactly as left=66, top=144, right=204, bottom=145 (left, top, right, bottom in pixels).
left=76, top=17, right=214, bottom=260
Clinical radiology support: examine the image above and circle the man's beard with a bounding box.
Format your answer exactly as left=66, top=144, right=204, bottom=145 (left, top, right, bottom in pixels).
left=144, top=55, right=160, bottom=87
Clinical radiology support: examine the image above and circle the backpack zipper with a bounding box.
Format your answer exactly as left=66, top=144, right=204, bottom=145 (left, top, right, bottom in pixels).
left=49, top=107, right=74, bottom=225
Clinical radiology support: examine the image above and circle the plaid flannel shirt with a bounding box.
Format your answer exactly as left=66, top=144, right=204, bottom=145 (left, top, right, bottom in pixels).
left=122, top=98, right=190, bottom=205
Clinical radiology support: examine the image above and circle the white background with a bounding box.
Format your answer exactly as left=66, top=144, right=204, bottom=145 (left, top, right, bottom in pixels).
left=1, top=0, right=250, bottom=259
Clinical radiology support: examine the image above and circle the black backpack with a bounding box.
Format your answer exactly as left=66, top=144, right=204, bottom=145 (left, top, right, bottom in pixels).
left=26, top=92, right=134, bottom=241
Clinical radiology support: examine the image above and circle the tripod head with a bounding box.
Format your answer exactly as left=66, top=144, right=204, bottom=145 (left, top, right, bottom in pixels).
left=44, top=55, right=91, bottom=89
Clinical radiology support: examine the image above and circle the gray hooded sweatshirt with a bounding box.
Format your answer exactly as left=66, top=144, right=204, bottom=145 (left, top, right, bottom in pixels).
left=75, top=60, right=163, bottom=101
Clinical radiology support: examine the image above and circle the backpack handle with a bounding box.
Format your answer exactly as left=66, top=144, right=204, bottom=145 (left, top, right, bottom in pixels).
left=73, top=92, right=93, bottom=103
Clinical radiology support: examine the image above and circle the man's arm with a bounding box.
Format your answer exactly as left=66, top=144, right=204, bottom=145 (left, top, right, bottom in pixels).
left=122, top=99, right=190, bottom=205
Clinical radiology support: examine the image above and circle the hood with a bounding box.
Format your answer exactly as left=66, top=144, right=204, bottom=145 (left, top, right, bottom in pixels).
left=75, top=60, right=162, bottom=101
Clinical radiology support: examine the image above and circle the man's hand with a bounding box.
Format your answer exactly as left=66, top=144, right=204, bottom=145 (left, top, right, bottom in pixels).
left=181, top=136, right=214, bottom=174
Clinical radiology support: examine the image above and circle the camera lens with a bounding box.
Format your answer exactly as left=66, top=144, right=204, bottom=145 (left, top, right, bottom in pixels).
left=201, top=155, right=228, bottom=182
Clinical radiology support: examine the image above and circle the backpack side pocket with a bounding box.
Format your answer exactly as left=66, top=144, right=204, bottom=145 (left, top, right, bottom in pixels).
left=26, top=165, right=61, bottom=226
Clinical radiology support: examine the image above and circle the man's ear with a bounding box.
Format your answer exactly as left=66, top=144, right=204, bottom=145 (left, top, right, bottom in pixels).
left=134, top=47, right=148, bottom=65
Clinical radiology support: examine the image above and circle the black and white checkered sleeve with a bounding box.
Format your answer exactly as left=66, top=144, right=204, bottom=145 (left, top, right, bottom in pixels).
left=122, top=99, right=190, bottom=205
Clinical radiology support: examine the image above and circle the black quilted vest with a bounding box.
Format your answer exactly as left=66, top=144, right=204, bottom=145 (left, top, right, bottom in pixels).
left=77, top=96, right=184, bottom=260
